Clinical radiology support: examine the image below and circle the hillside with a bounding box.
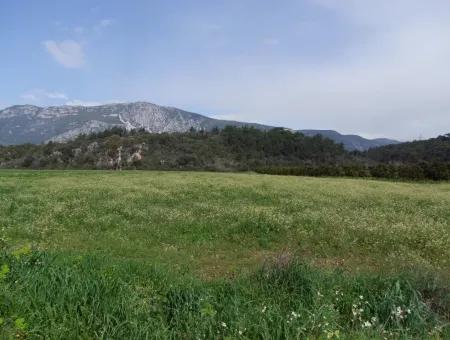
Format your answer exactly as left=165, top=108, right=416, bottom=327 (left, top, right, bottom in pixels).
left=365, top=134, right=450, bottom=163
left=0, top=126, right=348, bottom=170
left=0, top=102, right=272, bottom=145
left=1, top=127, right=449, bottom=180
left=0, top=102, right=397, bottom=150
left=300, top=129, right=399, bottom=151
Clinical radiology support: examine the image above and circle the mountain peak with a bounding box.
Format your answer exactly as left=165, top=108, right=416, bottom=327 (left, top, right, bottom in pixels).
left=0, top=102, right=398, bottom=150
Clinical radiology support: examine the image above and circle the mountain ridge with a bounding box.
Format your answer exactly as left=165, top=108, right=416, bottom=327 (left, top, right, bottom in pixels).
left=299, top=129, right=400, bottom=152
left=0, top=102, right=398, bottom=150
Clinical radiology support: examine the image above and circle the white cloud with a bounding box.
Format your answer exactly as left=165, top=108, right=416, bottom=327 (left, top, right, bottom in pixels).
left=148, top=1, right=450, bottom=140
left=46, top=92, right=68, bottom=100
left=74, top=26, right=86, bottom=34
left=21, top=93, right=38, bottom=101
left=21, top=89, right=68, bottom=102
left=42, top=40, right=85, bottom=68
left=19, top=88, right=121, bottom=107
left=262, top=38, right=279, bottom=46
left=65, top=99, right=121, bottom=107
left=99, top=19, right=113, bottom=28
left=65, top=99, right=102, bottom=106
left=93, top=18, right=114, bottom=34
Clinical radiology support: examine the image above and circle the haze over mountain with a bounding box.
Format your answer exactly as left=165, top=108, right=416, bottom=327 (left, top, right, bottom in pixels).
left=299, top=130, right=400, bottom=153
left=0, top=102, right=398, bottom=151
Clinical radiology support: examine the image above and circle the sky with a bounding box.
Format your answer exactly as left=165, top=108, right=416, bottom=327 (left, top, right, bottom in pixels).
left=1, top=0, right=450, bottom=140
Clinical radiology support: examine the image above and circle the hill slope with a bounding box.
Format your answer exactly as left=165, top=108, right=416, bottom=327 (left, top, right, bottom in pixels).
left=300, top=129, right=399, bottom=151
left=0, top=102, right=398, bottom=150
left=0, top=102, right=271, bottom=145
left=365, top=134, right=450, bottom=163
left=0, top=126, right=348, bottom=170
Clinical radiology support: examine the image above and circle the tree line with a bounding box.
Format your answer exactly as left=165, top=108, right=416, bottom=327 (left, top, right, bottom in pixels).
left=0, top=127, right=448, bottom=180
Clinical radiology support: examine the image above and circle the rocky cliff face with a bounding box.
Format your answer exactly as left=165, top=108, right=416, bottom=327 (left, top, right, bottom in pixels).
left=0, top=102, right=270, bottom=145
left=0, top=102, right=398, bottom=150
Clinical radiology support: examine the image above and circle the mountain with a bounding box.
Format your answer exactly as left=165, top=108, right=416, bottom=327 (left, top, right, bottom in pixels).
left=0, top=102, right=398, bottom=150
left=299, top=130, right=399, bottom=151
left=0, top=102, right=272, bottom=145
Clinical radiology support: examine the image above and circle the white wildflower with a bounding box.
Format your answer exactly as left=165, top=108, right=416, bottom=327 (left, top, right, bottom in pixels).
left=362, top=321, right=372, bottom=328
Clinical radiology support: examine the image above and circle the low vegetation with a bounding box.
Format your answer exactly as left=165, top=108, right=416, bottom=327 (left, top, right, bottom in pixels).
left=1, top=171, right=449, bottom=338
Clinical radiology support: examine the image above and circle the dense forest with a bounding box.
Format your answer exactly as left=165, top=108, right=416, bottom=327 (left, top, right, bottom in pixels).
left=260, top=134, right=450, bottom=180
left=0, top=127, right=348, bottom=170
left=0, top=127, right=449, bottom=180
left=364, top=134, right=450, bottom=163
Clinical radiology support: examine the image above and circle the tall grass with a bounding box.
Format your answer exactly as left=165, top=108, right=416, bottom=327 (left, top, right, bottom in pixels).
left=1, top=248, right=448, bottom=339
left=1, top=171, right=449, bottom=338
left=1, top=170, right=449, bottom=277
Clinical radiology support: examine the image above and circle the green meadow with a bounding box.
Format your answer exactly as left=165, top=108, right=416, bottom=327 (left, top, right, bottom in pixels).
left=0, top=170, right=449, bottom=339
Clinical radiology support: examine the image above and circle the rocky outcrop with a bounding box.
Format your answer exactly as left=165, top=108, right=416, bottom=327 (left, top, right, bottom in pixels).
left=0, top=102, right=271, bottom=145
left=0, top=102, right=398, bottom=150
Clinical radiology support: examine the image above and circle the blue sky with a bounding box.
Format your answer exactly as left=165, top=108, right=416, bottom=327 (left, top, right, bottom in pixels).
left=1, top=0, right=449, bottom=140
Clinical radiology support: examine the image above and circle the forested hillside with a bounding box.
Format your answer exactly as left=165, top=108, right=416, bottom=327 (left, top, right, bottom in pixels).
left=365, top=134, right=450, bottom=163
left=0, top=127, right=448, bottom=180
left=0, top=126, right=348, bottom=170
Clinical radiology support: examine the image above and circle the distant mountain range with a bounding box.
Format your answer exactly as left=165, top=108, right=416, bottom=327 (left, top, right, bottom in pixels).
left=0, top=102, right=399, bottom=151
left=299, top=130, right=400, bottom=152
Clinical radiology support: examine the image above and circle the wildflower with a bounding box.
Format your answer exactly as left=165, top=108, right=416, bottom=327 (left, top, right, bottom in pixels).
left=261, top=306, right=267, bottom=313
left=327, top=330, right=340, bottom=339
left=392, top=306, right=406, bottom=319
left=291, top=311, right=299, bottom=319
left=221, top=322, right=227, bottom=328
left=359, top=295, right=364, bottom=300
left=362, top=321, right=372, bottom=328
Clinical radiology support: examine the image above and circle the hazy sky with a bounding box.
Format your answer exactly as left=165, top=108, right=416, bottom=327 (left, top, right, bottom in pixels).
left=1, top=0, right=449, bottom=140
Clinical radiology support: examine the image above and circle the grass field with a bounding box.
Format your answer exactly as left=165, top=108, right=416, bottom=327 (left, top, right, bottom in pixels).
left=0, top=170, right=449, bottom=338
